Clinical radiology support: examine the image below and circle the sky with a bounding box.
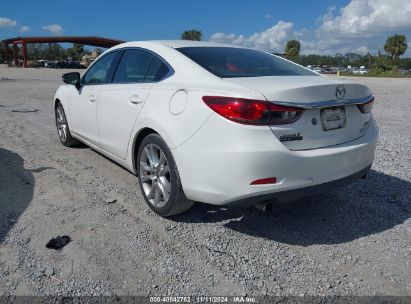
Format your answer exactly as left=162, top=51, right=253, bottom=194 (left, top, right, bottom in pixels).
left=1, top=0, right=411, bottom=56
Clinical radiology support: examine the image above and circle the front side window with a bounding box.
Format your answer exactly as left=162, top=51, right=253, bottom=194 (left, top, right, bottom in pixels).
left=177, top=47, right=317, bottom=78
left=82, top=52, right=118, bottom=84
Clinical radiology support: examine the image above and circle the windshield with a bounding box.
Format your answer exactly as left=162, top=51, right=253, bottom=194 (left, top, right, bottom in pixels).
left=177, top=47, right=317, bottom=78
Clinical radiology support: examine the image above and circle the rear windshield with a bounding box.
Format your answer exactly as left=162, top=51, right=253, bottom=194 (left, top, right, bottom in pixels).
left=177, top=47, right=317, bottom=78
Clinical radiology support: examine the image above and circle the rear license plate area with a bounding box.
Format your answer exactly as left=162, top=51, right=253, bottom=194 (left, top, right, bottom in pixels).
left=321, top=107, right=346, bottom=131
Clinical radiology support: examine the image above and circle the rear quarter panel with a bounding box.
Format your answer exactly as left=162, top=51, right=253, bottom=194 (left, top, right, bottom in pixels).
left=130, top=86, right=211, bottom=150
left=126, top=82, right=266, bottom=174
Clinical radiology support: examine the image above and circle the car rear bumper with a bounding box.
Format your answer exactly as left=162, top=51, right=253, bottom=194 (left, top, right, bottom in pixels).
left=222, top=164, right=371, bottom=207
left=173, top=114, right=379, bottom=205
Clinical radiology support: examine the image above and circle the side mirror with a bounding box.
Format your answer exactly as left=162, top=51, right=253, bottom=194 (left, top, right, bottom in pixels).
left=62, top=72, right=81, bottom=88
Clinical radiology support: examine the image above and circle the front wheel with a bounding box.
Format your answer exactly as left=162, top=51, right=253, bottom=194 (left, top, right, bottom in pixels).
left=55, top=102, right=79, bottom=147
left=137, top=134, right=194, bottom=217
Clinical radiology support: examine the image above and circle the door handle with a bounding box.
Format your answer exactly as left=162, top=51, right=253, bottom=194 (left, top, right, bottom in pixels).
left=129, top=95, right=143, bottom=105
left=89, top=95, right=97, bottom=102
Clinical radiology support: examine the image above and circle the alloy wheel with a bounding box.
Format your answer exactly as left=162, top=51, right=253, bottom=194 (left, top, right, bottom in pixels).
left=139, top=144, right=171, bottom=208
left=56, top=106, right=68, bottom=143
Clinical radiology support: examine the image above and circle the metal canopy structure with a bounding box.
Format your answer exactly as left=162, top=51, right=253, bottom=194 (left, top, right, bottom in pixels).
left=2, top=36, right=125, bottom=67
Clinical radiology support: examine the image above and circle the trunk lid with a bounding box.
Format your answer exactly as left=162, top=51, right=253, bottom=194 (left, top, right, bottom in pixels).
left=224, top=76, right=373, bottom=150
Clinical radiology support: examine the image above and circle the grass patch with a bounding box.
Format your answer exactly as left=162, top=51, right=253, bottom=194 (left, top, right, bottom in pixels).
left=341, top=68, right=411, bottom=78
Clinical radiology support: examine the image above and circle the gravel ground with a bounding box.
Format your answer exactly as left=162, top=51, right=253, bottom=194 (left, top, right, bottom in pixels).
left=0, top=66, right=410, bottom=297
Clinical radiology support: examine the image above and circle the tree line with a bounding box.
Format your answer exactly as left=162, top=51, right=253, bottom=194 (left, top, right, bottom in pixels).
left=0, top=43, right=87, bottom=62
left=283, top=35, right=409, bottom=71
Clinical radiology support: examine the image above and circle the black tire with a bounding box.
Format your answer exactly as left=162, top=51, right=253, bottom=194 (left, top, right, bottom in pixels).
left=137, top=134, right=194, bottom=217
left=55, top=102, right=79, bottom=147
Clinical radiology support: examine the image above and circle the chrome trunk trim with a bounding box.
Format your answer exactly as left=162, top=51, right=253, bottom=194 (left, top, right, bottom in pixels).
left=271, top=94, right=374, bottom=109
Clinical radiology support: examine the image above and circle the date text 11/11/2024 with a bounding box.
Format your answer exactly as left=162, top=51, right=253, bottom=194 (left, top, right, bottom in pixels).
left=149, top=296, right=257, bottom=303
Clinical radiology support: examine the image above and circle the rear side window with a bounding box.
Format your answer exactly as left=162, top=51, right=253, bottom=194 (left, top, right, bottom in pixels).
left=145, top=57, right=170, bottom=81
left=177, top=47, right=316, bottom=78
left=82, top=52, right=118, bottom=84
left=113, top=50, right=153, bottom=83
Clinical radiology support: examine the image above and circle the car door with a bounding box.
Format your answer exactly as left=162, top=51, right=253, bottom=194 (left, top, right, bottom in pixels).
left=97, top=49, right=170, bottom=159
left=68, top=51, right=120, bottom=145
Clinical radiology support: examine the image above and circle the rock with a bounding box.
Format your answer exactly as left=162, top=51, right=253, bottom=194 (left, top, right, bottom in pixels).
left=325, top=283, right=332, bottom=289
left=105, top=198, right=117, bottom=204
left=33, top=270, right=43, bottom=278
left=45, top=235, right=71, bottom=250
left=43, top=265, right=54, bottom=276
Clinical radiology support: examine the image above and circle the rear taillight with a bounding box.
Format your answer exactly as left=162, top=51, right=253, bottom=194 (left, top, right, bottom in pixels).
left=202, top=96, right=303, bottom=125
left=357, top=96, right=374, bottom=114
left=250, top=177, right=277, bottom=185
left=268, top=104, right=304, bottom=125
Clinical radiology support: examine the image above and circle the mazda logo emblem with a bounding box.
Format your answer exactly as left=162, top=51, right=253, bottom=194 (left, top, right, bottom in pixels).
left=336, top=86, right=346, bottom=100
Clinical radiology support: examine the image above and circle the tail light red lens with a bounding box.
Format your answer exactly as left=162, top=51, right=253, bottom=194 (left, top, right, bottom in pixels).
left=202, top=96, right=303, bottom=125
left=250, top=177, right=277, bottom=185
left=357, top=96, right=374, bottom=114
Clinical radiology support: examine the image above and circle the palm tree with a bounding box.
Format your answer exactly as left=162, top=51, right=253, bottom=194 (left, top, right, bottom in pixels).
left=384, top=34, right=408, bottom=62
left=285, top=40, right=301, bottom=58
left=181, top=30, right=202, bottom=41
left=335, top=53, right=343, bottom=67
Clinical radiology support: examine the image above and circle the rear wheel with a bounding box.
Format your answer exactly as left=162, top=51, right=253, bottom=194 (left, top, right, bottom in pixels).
left=55, top=102, right=79, bottom=147
left=137, top=134, right=194, bottom=217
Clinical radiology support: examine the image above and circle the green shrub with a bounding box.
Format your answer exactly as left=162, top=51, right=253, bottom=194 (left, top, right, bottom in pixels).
left=373, top=56, right=393, bottom=71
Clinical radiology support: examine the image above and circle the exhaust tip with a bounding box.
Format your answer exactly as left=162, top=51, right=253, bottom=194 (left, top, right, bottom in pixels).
left=255, top=202, right=272, bottom=213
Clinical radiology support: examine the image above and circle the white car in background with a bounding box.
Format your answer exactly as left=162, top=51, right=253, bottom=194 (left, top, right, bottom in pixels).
left=54, top=41, right=378, bottom=217
left=352, top=67, right=369, bottom=75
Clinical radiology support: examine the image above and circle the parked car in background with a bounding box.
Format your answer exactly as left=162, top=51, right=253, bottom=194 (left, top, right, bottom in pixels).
left=54, top=41, right=378, bottom=217
left=36, top=60, right=47, bottom=67
left=321, top=68, right=338, bottom=74
left=58, top=60, right=83, bottom=69
left=399, top=69, right=410, bottom=75
left=42, top=60, right=84, bottom=69
left=313, top=67, right=323, bottom=73
left=45, top=61, right=57, bottom=68
left=352, top=67, right=368, bottom=75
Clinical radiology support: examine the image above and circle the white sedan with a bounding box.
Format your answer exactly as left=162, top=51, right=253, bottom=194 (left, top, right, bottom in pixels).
left=54, top=40, right=378, bottom=217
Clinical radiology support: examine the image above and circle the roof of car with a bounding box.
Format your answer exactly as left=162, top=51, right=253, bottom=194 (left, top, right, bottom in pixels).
left=111, top=40, right=242, bottom=50
left=152, top=40, right=243, bottom=49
